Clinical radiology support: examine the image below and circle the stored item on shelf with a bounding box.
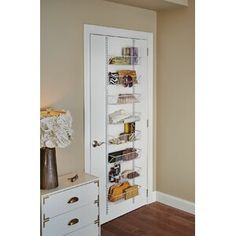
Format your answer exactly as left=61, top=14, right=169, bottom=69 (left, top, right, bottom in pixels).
left=122, top=47, right=131, bottom=56
left=123, top=75, right=133, bottom=87
left=121, top=170, right=140, bottom=179
left=109, top=173, right=120, bottom=183
left=108, top=148, right=138, bottom=163
left=109, top=136, right=125, bottom=145
left=109, top=56, right=130, bottom=65
left=108, top=70, right=138, bottom=87
left=118, top=70, right=137, bottom=88
left=124, top=185, right=139, bottom=200
left=122, top=47, right=138, bottom=64
left=108, top=150, right=124, bottom=163
left=109, top=130, right=140, bottom=145
left=122, top=148, right=138, bottom=161
left=123, top=115, right=140, bottom=123
left=130, top=47, right=138, bottom=57
left=109, top=109, right=130, bottom=124
left=108, top=72, right=119, bottom=85
left=128, top=133, right=136, bottom=142
left=119, top=70, right=137, bottom=79
left=109, top=110, right=140, bottom=124
left=124, top=122, right=135, bottom=134
left=117, top=94, right=139, bottom=104
left=108, top=181, right=130, bottom=202
left=109, top=164, right=121, bottom=183
left=122, top=47, right=138, bottom=57
left=116, top=132, right=129, bottom=143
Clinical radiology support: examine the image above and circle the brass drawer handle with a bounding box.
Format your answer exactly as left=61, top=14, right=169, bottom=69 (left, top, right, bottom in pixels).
left=68, top=218, right=79, bottom=226
left=67, top=197, right=79, bottom=204
left=67, top=174, right=78, bottom=183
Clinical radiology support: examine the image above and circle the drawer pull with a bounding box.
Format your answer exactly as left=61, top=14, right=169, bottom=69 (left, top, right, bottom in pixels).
left=67, top=174, right=78, bottom=183
left=67, top=197, right=79, bottom=204
left=68, top=218, right=79, bottom=226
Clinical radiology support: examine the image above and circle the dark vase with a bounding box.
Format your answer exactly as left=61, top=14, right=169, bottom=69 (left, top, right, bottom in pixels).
left=40, top=147, right=58, bottom=189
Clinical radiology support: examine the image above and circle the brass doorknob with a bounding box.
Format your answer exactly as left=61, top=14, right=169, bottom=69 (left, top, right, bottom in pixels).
left=92, top=140, right=105, bottom=147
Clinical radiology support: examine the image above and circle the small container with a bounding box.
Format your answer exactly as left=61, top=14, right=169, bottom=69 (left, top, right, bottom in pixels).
left=130, top=47, right=138, bottom=57
left=130, top=47, right=138, bottom=64
left=124, top=122, right=135, bottom=134
left=119, top=132, right=129, bottom=142
left=40, top=147, right=58, bottom=189
left=122, top=47, right=131, bottom=56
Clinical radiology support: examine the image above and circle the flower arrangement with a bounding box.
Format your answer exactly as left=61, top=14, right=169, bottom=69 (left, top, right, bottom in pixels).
left=40, top=109, right=73, bottom=148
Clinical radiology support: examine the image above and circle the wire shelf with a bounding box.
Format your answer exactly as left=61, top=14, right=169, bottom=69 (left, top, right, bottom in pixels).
left=108, top=72, right=141, bottom=87
left=108, top=183, right=141, bottom=202
left=108, top=56, right=141, bottom=65
left=108, top=148, right=141, bottom=163
left=109, top=111, right=141, bottom=125
left=108, top=93, right=141, bottom=105
left=121, top=167, right=141, bottom=180
left=109, top=130, right=141, bottom=145
left=108, top=166, right=141, bottom=184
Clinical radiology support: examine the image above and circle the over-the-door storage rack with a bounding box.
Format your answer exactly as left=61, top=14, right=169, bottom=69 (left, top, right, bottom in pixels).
left=106, top=39, right=142, bottom=211
left=84, top=24, right=154, bottom=224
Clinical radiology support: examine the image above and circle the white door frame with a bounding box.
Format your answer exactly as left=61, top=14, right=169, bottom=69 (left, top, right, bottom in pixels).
left=84, top=24, right=154, bottom=203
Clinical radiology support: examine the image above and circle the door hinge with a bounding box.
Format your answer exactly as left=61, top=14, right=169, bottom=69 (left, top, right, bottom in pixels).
left=43, top=214, right=50, bottom=228
left=147, top=119, right=149, bottom=128
left=147, top=48, right=149, bottom=56
left=146, top=189, right=148, bottom=197
left=94, top=195, right=99, bottom=207
left=94, top=215, right=100, bottom=226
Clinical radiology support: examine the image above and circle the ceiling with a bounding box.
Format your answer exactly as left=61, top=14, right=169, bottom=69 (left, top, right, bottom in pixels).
left=105, top=0, right=188, bottom=10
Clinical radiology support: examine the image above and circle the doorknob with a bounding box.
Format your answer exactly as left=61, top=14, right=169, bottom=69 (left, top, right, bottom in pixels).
left=92, top=140, right=105, bottom=147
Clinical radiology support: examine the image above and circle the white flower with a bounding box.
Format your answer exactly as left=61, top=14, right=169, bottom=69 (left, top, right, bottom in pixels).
left=40, top=111, right=73, bottom=148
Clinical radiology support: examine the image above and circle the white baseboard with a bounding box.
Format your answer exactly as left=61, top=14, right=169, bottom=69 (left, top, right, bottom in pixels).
left=152, top=191, right=195, bottom=214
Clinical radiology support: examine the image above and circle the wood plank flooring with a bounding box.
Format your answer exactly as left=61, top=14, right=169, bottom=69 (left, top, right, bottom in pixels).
left=101, top=202, right=195, bottom=236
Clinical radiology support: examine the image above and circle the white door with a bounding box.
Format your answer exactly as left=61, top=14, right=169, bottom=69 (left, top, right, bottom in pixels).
left=84, top=25, right=153, bottom=224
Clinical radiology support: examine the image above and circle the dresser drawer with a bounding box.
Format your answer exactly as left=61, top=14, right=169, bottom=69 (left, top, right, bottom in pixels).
left=42, top=203, right=98, bottom=236
left=65, top=224, right=99, bottom=236
left=42, top=181, right=98, bottom=218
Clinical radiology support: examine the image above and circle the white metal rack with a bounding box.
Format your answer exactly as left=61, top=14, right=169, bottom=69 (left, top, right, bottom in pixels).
left=108, top=148, right=141, bottom=163
left=85, top=25, right=153, bottom=224
left=106, top=39, right=142, bottom=209
left=108, top=130, right=141, bottom=145
left=107, top=93, right=141, bottom=105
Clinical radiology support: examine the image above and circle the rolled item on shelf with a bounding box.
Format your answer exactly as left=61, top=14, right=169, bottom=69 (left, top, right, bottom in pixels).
left=117, top=94, right=139, bottom=104
left=108, top=181, right=130, bottom=202
left=124, top=185, right=139, bottom=200
left=121, top=170, right=140, bottom=179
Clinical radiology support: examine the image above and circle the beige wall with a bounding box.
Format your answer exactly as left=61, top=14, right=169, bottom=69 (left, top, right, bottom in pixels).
left=156, top=0, right=195, bottom=201
left=41, top=0, right=157, bottom=187
left=41, top=0, right=195, bottom=201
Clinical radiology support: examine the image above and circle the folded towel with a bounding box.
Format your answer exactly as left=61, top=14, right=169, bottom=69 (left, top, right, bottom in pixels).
left=109, top=109, right=130, bottom=124
left=109, top=109, right=140, bottom=124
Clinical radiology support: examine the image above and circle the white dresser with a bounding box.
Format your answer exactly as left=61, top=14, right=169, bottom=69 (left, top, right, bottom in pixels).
left=41, top=172, right=100, bottom=236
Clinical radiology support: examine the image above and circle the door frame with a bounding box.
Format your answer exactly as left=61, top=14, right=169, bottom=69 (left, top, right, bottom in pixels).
left=84, top=24, right=154, bottom=203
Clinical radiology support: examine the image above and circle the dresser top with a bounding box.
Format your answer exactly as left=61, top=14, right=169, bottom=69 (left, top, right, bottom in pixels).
left=41, top=171, right=99, bottom=196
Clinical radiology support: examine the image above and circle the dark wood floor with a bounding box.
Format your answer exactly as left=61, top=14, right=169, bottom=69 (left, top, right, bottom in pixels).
left=101, top=202, right=195, bottom=236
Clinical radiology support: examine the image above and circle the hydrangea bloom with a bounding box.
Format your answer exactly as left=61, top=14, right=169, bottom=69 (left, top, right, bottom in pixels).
left=40, top=111, right=73, bottom=148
